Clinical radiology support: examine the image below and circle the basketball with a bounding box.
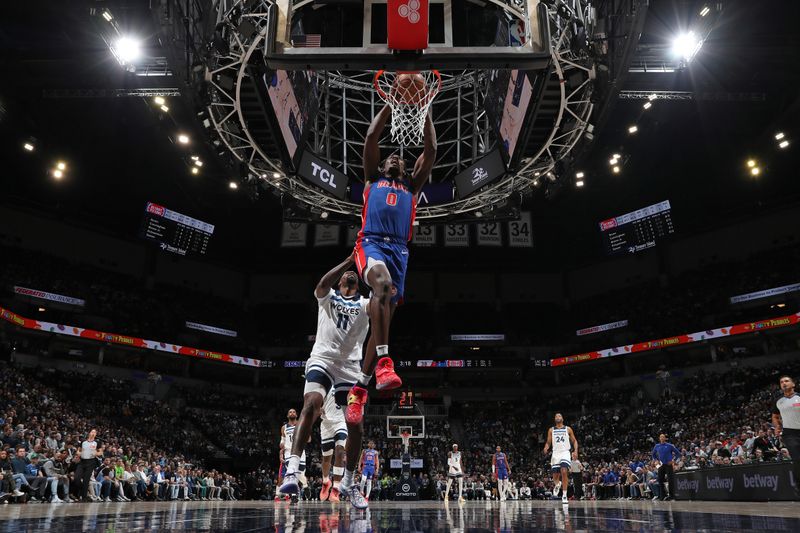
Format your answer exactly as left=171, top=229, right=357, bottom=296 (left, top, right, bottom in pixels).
left=393, top=72, right=427, bottom=105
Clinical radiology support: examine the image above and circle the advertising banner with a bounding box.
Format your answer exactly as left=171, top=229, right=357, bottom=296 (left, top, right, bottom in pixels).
left=576, top=320, right=629, bottom=336
left=675, top=462, right=797, bottom=501
left=185, top=321, right=238, bottom=338
left=730, top=282, right=800, bottom=304
left=13, top=286, right=85, bottom=307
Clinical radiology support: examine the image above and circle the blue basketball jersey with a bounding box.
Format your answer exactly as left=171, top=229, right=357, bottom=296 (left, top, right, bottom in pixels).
left=359, top=176, right=416, bottom=242
left=363, top=449, right=379, bottom=468
left=495, top=452, right=508, bottom=470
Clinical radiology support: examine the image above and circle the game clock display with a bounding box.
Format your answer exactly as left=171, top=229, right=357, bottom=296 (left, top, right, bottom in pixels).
left=139, top=202, right=214, bottom=257
left=599, top=200, right=674, bottom=255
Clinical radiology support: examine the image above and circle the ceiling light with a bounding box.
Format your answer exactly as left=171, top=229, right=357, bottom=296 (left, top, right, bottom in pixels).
left=612, top=153, right=621, bottom=159
left=609, top=158, right=618, bottom=165
left=321, top=211, right=330, bottom=220
left=774, top=132, right=785, bottom=140
left=643, top=102, right=652, bottom=110
left=229, top=181, right=238, bottom=190
left=56, top=161, right=66, bottom=171
left=52, top=169, right=64, bottom=179
left=194, top=160, right=203, bottom=167
left=273, top=172, right=281, bottom=178
left=699, top=6, right=710, bottom=17
left=672, top=32, right=703, bottom=62
left=576, top=171, right=585, bottom=179
left=177, top=134, right=190, bottom=144
left=779, top=140, right=789, bottom=149
left=746, top=159, right=756, bottom=168
left=114, top=37, right=142, bottom=64
left=576, top=180, right=584, bottom=188
left=628, top=125, right=638, bottom=134
left=160, top=105, right=169, bottom=112
left=154, top=96, right=165, bottom=106
left=102, top=10, right=113, bottom=22
left=191, top=167, right=199, bottom=175
left=190, top=155, right=199, bottom=161
left=648, top=93, right=657, bottom=101
left=612, top=166, right=621, bottom=174
left=38, top=307, right=46, bottom=312
left=750, top=167, right=760, bottom=176
left=23, top=142, right=35, bottom=152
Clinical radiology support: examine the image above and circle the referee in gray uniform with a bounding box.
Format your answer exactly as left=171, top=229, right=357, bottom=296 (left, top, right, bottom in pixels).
left=771, top=375, right=800, bottom=499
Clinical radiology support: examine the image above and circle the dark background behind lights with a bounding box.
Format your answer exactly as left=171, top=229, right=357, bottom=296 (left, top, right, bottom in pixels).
left=0, top=0, right=799, bottom=272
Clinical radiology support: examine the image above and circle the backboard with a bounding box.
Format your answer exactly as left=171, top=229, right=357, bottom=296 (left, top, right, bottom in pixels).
left=265, top=0, right=551, bottom=71
left=387, top=415, right=426, bottom=440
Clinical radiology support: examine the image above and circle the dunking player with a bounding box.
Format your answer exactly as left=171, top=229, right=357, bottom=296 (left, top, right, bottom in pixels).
left=276, top=409, right=306, bottom=501
left=445, top=444, right=466, bottom=502
left=278, top=257, right=371, bottom=509
left=493, top=445, right=511, bottom=501
left=543, top=413, right=579, bottom=504
left=345, top=103, right=438, bottom=424
left=319, top=393, right=347, bottom=502
left=359, top=441, right=380, bottom=500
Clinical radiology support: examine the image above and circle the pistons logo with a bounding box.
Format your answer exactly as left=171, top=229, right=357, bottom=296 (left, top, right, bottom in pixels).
left=398, top=0, right=421, bottom=24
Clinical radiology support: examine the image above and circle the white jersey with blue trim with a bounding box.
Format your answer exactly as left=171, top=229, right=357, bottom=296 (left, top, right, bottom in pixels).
left=310, top=289, right=370, bottom=362
left=283, top=423, right=306, bottom=463
left=551, top=426, right=572, bottom=453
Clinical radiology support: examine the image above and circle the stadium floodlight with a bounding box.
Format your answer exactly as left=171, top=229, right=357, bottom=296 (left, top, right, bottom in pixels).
left=672, top=32, right=703, bottom=62
left=576, top=180, right=585, bottom=188
left=750, top=167, right=760, bottom=176
left=190, top=155, right=199, bottom=161
left=628, top=125, right=638, bottom=134
left=113, top=37, right=142, bottom=64
left=643, top=102, right=652, bottom=110
left=154, top=96, right=165, bottom=106
left=320, top=211, right=330, bottom=220
left=609, top=158, right=618, bottom=165
left=23, top=142, right=35, bottom=152
left=779, top=140, right=789, bottom=149
left=612, top=165, right=621, bottom=174
left=102, top=10, right=113, bottom=22
left=700, top=6, right=710, bottom=17
left=576, top=172, right=585, bottom=179
left=194, top=160, right=203, bottom=167
left=52, top=169, right=64, bottom=179
left=160, top=105, right=169, bottom=112
left=229, top=181, right=238, bottom=190
left=273, top=172, right=281, bottom=178
left=746, top=159, right=756, bottom=168
left=190, top=167, right=199, bottom=175
left=774, top=132, right=785, bottom=140
left=648, top=93, right=657, bottom=101
left=56, top=161, right=66, bottom=171
left=177, top=134, right=190, bottom=144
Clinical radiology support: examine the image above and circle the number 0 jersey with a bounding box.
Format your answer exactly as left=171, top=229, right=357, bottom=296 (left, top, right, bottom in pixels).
left=310, top=289, right=370, bottom=362
left=359, top=175, right=416, bottom=242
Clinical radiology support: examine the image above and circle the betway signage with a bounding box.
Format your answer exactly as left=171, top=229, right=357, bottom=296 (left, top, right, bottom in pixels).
left=730, top=282, right=800, bottom=304
left=453, top=149, right=506, bottom=199
left=185, top=321, right=238, bottom=338
left=297, top=151, right=348, bottom=199
left=576, top=320, right=628, bottom=337
left=389, top=458, right=424, bottom=469
left=675, top=462, right=797, bottom=501
left=14, top=286, right=85, bottom=307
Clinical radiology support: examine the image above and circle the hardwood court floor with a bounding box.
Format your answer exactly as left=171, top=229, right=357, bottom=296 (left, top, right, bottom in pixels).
left=0, top=499, right=798, bottom=531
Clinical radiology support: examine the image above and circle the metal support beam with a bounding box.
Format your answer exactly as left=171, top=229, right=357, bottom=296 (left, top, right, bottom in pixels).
left=42, top=88, right=182, bottom=98
left=618, top=90, right=767, bottom=101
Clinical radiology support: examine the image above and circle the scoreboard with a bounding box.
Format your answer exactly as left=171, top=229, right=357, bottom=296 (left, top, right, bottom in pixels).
left=139, top=202, right=214, bottom=256
left=599, top=200, right=674, bottom=255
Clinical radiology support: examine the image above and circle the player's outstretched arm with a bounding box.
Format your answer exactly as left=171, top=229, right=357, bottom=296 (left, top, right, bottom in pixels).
left=410, top=113, right=437, bottom=195
left=314, top=256, right=355, bottom=298
left=363, top=104, right=393, bottom=182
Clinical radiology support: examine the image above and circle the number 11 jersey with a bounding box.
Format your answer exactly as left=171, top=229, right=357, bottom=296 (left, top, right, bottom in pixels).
left=310, top=289, right=370, bottom=362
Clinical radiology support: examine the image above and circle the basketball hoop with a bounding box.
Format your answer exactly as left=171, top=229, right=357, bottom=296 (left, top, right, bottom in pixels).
left=374, top=70, right=441, bottom=147
left=400, top=430, right=412, bottom=453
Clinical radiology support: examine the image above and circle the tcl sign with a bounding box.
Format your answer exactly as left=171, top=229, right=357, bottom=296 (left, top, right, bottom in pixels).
left=297, top=151, right=349, bottom=199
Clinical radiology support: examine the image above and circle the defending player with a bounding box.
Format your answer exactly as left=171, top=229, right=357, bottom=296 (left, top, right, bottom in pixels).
left=276, top=409, right=306, bottom=501
left=359, top=441, right=380, bottom=500
left=543, top=413, right=579, bottom=504
left=278, top=257, right=371, bottom=509
left=493, top=445, right=511, bottom=501
left=319, top=393, right=347, bottom=502
left=445, top=444, right=466, bottom=502
left=345, top=103, right=437, bottom=425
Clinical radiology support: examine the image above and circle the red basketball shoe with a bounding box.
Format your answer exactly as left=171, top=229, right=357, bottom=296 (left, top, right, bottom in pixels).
left=375, top=357, right=402, bottom=390
left=320, top=478, right=332, bottom=501
left=345, top=385, right=368, bottom=424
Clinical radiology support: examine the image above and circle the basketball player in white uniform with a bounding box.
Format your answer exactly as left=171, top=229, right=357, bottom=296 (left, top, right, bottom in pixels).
left=319, top=392, right=347, bottom=502
left=445, top=444, right=465, bottom=502
left=276, top=409, right=307, bottom=501
left=279, top=256, right=371, bottom=510
left=543, top=412, right=579, bottom=504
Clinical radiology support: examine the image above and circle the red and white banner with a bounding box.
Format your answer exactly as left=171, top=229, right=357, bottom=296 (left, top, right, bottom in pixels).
left=576, top=320, right=628, bottom=337
left=14, top=286, right=85, bottom=307
left=0, top=306, right=260, bottom=368
left=552, top=312, right=800, bottom=367
left=185, top=321, right=237, bottom=338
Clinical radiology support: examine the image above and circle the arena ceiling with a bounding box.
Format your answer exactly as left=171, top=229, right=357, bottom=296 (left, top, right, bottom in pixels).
left=0, top=0, right=798, bottom=271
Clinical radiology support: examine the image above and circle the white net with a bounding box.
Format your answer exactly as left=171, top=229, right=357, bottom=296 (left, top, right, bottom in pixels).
left=374, top=70, right=441, bottom=147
